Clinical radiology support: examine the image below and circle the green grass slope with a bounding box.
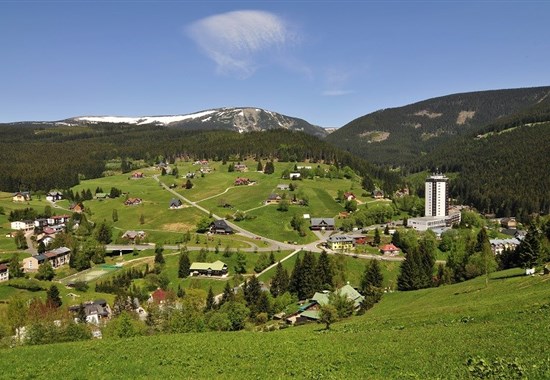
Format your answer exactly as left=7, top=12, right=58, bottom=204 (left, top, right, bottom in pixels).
left=2, top=269, right=550, bottom=379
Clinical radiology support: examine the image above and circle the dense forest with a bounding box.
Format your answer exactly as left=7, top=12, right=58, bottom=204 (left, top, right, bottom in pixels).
left=0, top=123, right=400, bottom=194
left=414, top=99, right=550, bottom=219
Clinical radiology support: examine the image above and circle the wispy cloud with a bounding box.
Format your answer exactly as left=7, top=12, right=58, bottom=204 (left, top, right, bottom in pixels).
left=188, top=10, right=298, bottom=78
left=321, top=67, right=356, bottom=96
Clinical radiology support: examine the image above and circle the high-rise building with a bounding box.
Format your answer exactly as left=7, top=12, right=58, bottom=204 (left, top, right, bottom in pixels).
left=425, top=173, right=448, bottom=217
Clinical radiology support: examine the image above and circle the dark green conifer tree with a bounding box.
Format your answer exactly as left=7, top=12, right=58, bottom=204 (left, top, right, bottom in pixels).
left=270, top=262, right=289, bottom=297
left=178, top=251, right=191, bottom=278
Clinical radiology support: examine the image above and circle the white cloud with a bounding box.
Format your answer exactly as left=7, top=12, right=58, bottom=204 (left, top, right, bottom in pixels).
left=188, top=10, right=297, bottom=78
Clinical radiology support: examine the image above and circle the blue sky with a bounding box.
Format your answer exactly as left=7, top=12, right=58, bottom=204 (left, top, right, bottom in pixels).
left=1, top=1, right=549, bottom=127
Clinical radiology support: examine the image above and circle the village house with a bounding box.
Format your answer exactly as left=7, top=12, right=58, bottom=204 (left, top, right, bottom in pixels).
left=34, top=218, right=49, bottom=229
left=37, top=232, right=55, bottom=247
left=69, top=202, right=85, bottom=213
left=500, top=217, right=518, bottom=229
left=193, top=160, right=209, bottom=166
left=189, top=260, right=228, bottom=277
left=277, top=184, right=290, bottom=191
left=372, top=189, right=384, bottom=199
left=0, top=264, right=9, bottom=282
left=234, top=163, right=248, bottom=172
left=234, top=177, right=251, bottom=186
left=489, top=238, right=521, bottom=255
left=380, top=243, right=400, bottom=255
left=344, top=192, right=356, bottom=201
left=169, top=198, right=183, bottom=209
left=265, top=193, right=282, bottom=205
left=287, top=284, right=364, bottom=324
left=148, top=288, right=172, bottom=305
left=22, top=254, right=46, bottom=272
left=124, top=197, right=142, bottom=206
left=44, top=247, right=71, bottom=268
left=95, top=192, right=109, bottom=200
left=310, top=218, right=335, bottom=231
left=351, top=234, right=367, bottom=245
left=47, top=215, right=70, bottom=226
left=22, top=247, right=71, bottom=272
left=210, top=220, right=234, bottom=234
left=122, top=230, right=146, bottom=242
left=12, top=191, right=31, bottom=202
left=45, top=191, right=63, bottom=202
left=131, top=172, right=144, bottom=179
left=69, top=299, right=111, bottom=325
left=11, top=220, right=35, bottom=231
left=327, top=235, right=355, bottom=251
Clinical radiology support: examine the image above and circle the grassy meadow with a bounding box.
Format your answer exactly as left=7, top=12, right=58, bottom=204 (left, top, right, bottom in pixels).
left=2, top=269, right=549, bottom=379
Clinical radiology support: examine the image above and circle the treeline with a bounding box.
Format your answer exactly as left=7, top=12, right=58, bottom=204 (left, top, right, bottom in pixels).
left=0, top=123, right=400, bottom=193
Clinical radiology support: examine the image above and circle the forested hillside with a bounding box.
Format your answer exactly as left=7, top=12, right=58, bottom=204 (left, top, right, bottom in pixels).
left=0, top=123, right=399, bottom=194
left=415, top=97, right=550, bottom=219
left=326, top=86, right=550, bottom=166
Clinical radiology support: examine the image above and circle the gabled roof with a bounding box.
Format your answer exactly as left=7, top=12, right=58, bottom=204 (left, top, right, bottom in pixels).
left=33, top=254, right=47, bottom=262
left=310, top=218, right=335, bottom=226
left=211, top=219, right=233, bottom=232
left=0, top=264, right=8, bottom=272
left=337, top=284, right=364, bottom=307
left=380, top=243, right=399, bottom=252
left=169, top=198, right=182, bottom=206
left=190, top=260, right=227, bottom=271
left=48, top=247, right=71, bottom=255
left=311, top=292, right=329, bottom=306
left=151, top=288, right=167, bottom=302
left=327, top=235, right=354, bottom=243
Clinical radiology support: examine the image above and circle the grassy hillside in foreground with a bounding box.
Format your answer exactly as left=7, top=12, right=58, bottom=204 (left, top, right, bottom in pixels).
left=2, top=268, right=550, bottom=379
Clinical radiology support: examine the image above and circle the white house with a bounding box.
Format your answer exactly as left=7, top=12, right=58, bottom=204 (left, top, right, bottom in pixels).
left=11, top=220, right=34, bottom=231
left=0, top=264, right=9, bottom=282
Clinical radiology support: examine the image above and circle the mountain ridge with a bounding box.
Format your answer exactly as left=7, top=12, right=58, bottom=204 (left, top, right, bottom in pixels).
left=62, top=107, right=328, bottom=138
left=326, top=85, right=550, bottom=166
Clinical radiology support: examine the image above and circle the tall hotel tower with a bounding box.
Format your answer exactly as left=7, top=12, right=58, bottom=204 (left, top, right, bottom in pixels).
left=425, top=173, right=449, bottom=217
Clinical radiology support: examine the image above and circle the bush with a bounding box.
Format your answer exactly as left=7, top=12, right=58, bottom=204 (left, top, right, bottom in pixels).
left=8, top=278, right=45, bottom=292
left=73, top=281, right=89, bottom=292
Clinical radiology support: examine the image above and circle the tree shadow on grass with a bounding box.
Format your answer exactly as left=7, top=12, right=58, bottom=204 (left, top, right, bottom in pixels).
left=490, top=272, right=526, bottom=281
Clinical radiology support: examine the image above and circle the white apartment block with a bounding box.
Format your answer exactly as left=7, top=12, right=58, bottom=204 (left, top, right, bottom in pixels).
left=425, top=173, right=449, bottom=217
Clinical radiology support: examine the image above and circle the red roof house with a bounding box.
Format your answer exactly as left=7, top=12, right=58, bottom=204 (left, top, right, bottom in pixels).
left=380, top=243, right=400, bottom=255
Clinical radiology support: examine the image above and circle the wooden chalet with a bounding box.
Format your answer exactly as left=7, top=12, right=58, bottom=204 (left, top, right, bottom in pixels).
left=210, top=220, right=234, bottom=234
left=124, top=197, right=142, bottom=206
left=310, top=218, right=335, bottom=231
left=190, top=260, right=228, bottom=277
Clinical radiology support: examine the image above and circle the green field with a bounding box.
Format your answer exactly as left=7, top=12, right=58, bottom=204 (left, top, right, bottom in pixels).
left=0, top=160, right=386, bottom=251
left=1, top=269, right=549, bottom=379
